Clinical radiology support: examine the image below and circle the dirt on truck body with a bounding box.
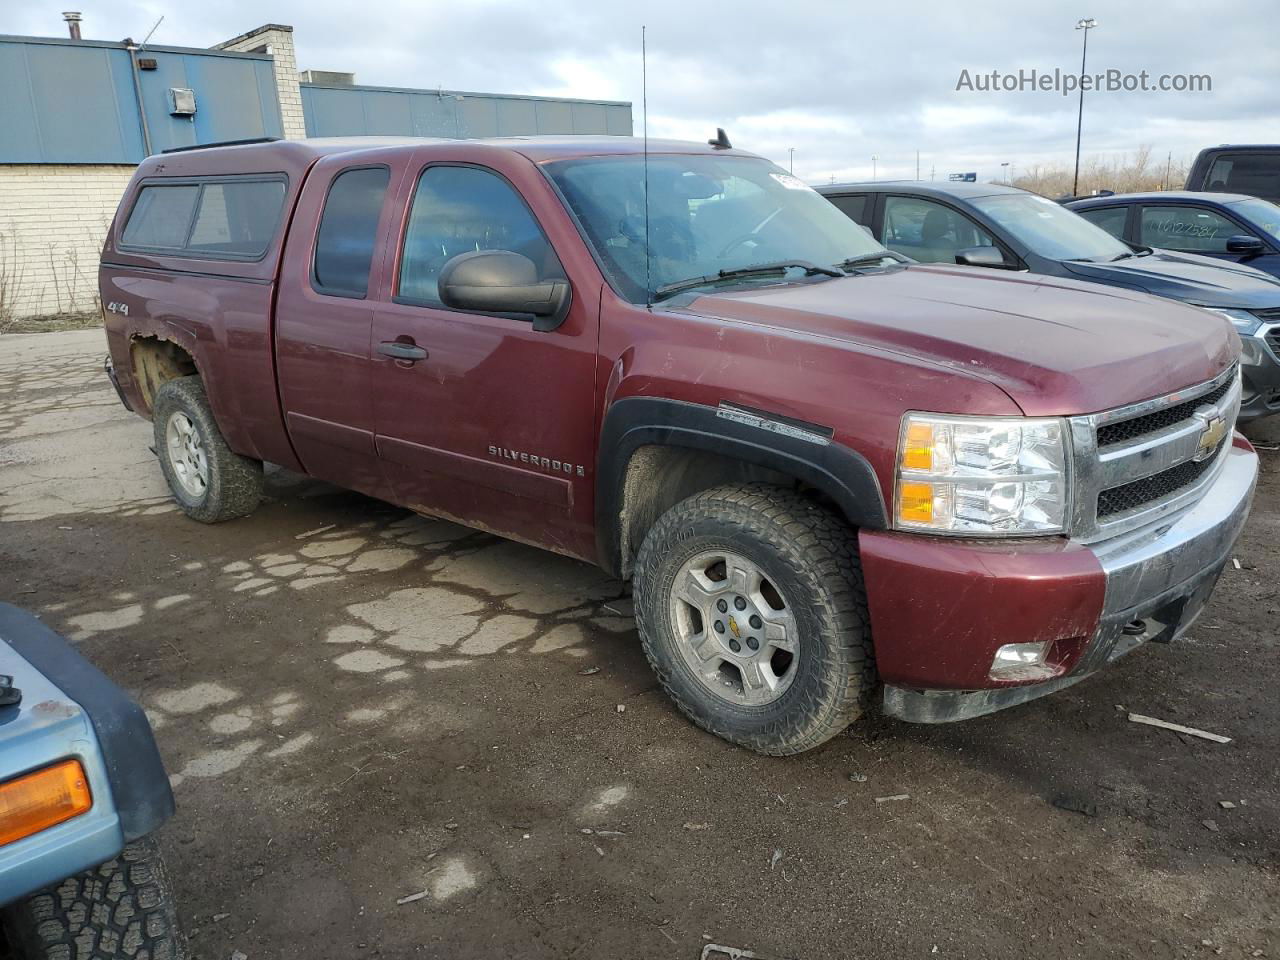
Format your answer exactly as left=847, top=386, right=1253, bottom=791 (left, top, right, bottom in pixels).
left=99, top=135, right=1257, bottom=754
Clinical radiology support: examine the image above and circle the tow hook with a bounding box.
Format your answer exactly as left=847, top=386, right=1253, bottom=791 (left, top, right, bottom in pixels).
left=0, top=675, right=22, bottom=707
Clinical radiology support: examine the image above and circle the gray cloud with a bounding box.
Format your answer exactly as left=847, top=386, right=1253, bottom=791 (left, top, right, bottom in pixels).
left=8, top=0, right=1277, bottom=182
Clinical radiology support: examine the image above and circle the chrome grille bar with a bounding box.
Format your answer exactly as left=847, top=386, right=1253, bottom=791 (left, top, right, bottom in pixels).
left=1069, top=365, right=1240, bottom=543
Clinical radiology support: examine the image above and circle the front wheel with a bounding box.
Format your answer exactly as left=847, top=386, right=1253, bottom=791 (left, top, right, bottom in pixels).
left=1, top=837, right=187, bottom=959
left=633, top=483, right=876, bottom=755
left=152, top=375, right=262, bottom=523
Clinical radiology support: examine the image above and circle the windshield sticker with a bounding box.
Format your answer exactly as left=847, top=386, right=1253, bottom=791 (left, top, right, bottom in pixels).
left=770, top=173, right=813, bottom=191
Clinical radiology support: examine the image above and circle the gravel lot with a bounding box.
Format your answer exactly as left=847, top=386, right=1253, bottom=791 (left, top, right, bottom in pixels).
left=2, top=330, right=1277, bottom=960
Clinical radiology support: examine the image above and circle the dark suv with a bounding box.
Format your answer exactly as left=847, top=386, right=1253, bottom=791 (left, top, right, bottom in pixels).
left=1186, top=145, right=1280, bottom=203
left=820, top=181, right=1280, bottom=420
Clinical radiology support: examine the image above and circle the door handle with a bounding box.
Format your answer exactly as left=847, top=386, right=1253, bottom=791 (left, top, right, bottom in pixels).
left=377, top=340, right=428, bottom=361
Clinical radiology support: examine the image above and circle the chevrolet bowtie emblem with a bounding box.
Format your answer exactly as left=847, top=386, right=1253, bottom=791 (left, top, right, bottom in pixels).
left=1194, top=412, right=1227, bottom=462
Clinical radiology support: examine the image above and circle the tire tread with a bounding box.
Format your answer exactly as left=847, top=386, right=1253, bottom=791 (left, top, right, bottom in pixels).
left=634, top=482, right=875, bottom=755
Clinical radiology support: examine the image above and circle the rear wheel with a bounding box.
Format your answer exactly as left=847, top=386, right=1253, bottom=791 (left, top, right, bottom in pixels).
left=633, top=483, right=875, bottom=755
left=152, top=375, right=262, bottom=523
left=0, top=837, right=186, bottom=959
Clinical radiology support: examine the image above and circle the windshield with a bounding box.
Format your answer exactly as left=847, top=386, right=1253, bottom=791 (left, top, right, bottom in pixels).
left=1227, top=197, right=1280, bottom=244
left=545, top=153, right=890, bottom=303
left=971, top=193, right=1132, bottom=261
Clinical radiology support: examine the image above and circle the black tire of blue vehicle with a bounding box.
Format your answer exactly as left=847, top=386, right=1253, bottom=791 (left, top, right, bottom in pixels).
left=152, top=375, right=262, bottom=523
left=1, top=837, right=187, bottom=960
left=633, top=483, right=876, bottom=756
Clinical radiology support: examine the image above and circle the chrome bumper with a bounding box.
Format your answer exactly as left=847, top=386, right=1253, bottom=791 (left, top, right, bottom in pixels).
left=883, top=442, right=1258, bottom=723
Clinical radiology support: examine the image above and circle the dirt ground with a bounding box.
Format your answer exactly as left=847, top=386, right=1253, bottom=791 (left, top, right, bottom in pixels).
left=2, top=330, right=1277, bottom=960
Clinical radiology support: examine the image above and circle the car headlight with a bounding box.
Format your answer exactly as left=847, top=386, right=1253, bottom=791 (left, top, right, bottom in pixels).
left=1204, top=308, right=1261, bottom=336
left=894, top=414, right=1071, bottom=535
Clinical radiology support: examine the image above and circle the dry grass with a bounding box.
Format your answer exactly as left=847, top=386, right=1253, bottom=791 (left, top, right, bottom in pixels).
left=1009, top=146, right=1190, bottom=199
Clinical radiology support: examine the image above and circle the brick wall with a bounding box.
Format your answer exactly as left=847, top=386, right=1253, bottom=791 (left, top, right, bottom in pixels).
left=216, top=25, right=307, bottom=140
left=0, top=164, right=135, bottom=321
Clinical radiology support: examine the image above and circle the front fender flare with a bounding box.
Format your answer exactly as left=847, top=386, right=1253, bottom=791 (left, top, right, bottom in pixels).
left=595, top=397, right=887, bottom=573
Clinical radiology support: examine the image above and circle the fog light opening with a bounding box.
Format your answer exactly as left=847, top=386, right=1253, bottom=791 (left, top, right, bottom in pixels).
left=989, top=641, right=1057, bottom=682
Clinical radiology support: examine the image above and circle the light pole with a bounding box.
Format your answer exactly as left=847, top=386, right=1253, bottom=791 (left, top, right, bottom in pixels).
left=1001, top=161, right=1009, bottom=184
left=788, top=147, right=795, bottom=175
left=1072, top=17, right=1097, bottom=197
left=871, top=154, right=878, bottom=181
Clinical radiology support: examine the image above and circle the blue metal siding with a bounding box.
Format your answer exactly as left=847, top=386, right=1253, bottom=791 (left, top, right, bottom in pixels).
left=0, top=36, right=282, bottom=163
left=0, top=34, right=632, bottom=163
left=301, top=83, right=633, bottom=139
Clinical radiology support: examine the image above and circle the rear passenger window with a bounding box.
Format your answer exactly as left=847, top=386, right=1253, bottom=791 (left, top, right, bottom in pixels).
left=828, top=194, right=868, bottom=224
left=398, top=165, right=561, bottom=308
left=1077, top=206, right=1128, bottom=240
left=121, top=178, right=285, bottom=259
left=121, top=185, right=199, bottom=249
left=312, top=167, right=390, bottom=299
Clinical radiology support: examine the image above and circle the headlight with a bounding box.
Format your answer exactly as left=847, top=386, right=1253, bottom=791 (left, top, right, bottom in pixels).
left=1204, top=308, right=1261, bottom=336
left=894, top=414, right=1070, bottom=535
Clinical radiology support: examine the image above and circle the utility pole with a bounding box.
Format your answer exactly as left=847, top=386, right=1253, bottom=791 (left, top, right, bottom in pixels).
left=871, top=154, right=878, bottom=181
left=1072, top=17, right=1098, bottom=196
left=916, top=150, right=920, bottom=181
left=788, top=147, right=795, bottom=175
left=1001, top=161, right=1010, bottom=184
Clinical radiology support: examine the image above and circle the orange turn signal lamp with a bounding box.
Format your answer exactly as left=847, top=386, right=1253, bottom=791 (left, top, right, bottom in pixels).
left=0, top=759, right=92, bottom=847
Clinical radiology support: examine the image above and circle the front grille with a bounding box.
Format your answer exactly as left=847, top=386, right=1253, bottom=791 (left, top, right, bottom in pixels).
left=1097, top=440, right=1226, bottom=517
left=1072, top=366, right=1241, bottom=542
left=1266, top=327, right=1280, bottom=356
left=1096, top=377, right=1232, bottom=448
left=1251, top=308, right=1280, bottom=321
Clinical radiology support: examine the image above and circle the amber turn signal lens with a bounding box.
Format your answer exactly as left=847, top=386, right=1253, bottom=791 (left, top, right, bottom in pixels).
left=901, top=422, right=935, bottom=471
left=897, top=482, right=935, bottom=525
left=0, top=759, right=92, bottom=847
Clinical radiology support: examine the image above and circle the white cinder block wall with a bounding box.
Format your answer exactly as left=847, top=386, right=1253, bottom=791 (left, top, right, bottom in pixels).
left=0, top=165, right=135, bottom=322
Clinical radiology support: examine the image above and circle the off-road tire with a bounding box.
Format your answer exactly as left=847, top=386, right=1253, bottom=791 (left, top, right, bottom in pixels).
left=634, top=483, right=875, bottom=755
left=1, top=837, right=187, bottom=960
left=152, top=375, right=262, bottom=523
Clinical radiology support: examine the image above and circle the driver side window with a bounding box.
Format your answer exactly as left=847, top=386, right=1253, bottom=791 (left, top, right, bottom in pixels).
left=398, top=165, right=563, bottom=307
left=881, top=196, right=995, bottom=264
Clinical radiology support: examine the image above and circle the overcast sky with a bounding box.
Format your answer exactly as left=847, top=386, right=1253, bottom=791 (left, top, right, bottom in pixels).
left=7, top=1, right=1277, bottom=183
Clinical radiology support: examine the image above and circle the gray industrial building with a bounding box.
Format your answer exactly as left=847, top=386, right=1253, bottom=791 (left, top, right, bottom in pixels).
left=0, top=19, right=632, bottom=322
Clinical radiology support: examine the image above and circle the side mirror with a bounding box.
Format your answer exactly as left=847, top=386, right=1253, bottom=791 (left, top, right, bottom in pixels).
left=438, top=250, right=571, bottom=332
left=954, top=246, right=1012, bottom=269
left=1226, top=234, right=1266, bottom=256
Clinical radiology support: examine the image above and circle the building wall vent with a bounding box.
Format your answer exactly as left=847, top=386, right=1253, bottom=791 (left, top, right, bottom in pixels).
left=168, top=87, right=197, bottom=116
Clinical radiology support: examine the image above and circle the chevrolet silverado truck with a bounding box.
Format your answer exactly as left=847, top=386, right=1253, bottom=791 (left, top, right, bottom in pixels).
left=100, top=136, right=1258, bottom=755
left=0, top=604, right=184, bottom=958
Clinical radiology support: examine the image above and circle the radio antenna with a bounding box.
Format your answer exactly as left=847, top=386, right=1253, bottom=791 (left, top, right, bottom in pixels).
left=642, top=25, right=651, bottom=309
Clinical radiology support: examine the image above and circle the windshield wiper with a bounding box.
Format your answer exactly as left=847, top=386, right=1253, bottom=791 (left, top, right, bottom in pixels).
left=652, top=260, right=842, bottom=301
left=837, top=251, right=908, bottom=271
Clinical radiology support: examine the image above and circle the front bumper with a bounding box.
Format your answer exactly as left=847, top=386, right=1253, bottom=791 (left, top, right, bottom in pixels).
left=861, top=439, right=1258, bottom=723
left=1238, top=330, right=1280, bottom=420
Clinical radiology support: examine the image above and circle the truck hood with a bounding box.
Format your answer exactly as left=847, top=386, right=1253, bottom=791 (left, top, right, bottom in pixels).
left=676, top=264, right=1237, bottom=417
left=1061, top=249, right=1280, bottom=309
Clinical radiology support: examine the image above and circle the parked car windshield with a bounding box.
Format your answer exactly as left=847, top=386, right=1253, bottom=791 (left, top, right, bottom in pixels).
left=972, top=193, right=1132, bottom=261
left=546, top=153, right=890, bottom=303
left=1226, top=197, right=1280, bottom=244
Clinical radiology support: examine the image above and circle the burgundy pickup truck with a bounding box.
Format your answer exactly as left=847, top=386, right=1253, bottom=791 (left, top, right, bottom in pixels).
left=100, top=136, right=1257, bottom=754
